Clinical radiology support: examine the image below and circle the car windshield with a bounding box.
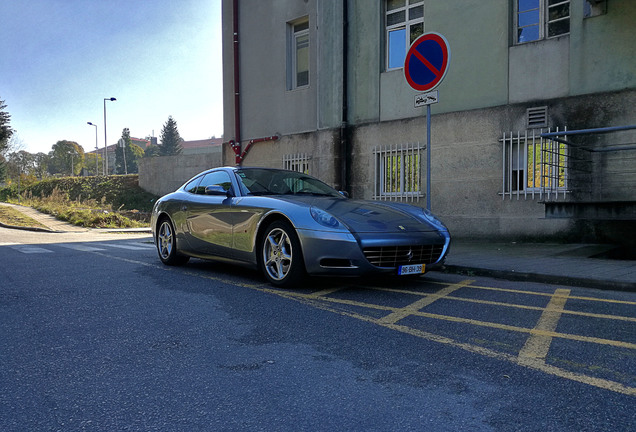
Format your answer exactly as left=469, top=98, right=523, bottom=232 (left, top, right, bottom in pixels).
left=235, top=168, right=343, bottom=197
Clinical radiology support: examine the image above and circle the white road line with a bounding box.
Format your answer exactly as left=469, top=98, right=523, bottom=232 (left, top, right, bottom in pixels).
left=11, top=245, right=53, bottom=254
left=101, top=243, right=154, bottom=251
left=59, top=244, right=107, bottom=252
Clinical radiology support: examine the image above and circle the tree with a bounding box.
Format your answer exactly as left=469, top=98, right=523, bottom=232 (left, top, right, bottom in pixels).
left=33, top=152, right=49, bottom=179
left=0, top=98, right=14, bottom=183
left=159, top=116, right=183, bottom=156
left=115, top=128, right=145, bottom=174
left=48, top=140, right=85, bottom=176
left=84, top=152, right=102, bottom=176
left=0, top=97, right=13, bottom=155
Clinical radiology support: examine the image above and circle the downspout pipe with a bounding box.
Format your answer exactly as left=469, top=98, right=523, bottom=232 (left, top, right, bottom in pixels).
left=340, top=0, right=351, bottom=193
left=232, top=0, right=242, bottom=164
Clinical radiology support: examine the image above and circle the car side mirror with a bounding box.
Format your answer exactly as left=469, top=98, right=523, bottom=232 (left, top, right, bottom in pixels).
left=339, top=191, right=349, bottom=198
left=205, top=185, right=233, bottom=197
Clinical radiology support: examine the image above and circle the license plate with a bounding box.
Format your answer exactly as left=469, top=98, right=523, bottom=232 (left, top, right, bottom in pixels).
left=398, top=264, right=425, bottom=275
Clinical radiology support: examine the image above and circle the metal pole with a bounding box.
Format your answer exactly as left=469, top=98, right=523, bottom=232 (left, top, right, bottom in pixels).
left=103, top=99, right=108, bottom=175
left=103, top=97, right=116, bottom=175
left=87, top=122, right=98, bottom=175
left=426, top=103, right=431, bottom=211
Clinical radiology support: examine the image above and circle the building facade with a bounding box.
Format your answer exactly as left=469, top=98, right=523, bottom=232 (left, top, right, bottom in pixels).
left=222, top=0, right=636, bottom=242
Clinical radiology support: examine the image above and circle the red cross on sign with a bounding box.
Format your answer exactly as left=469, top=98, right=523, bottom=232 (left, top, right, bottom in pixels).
left=404, top=32, right=451, bottom=92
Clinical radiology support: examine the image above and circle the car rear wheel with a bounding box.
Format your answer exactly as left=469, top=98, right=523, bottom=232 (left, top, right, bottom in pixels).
left=157, top=218, right=189, bottom=266
left=260, top=220, right=305, bottom=287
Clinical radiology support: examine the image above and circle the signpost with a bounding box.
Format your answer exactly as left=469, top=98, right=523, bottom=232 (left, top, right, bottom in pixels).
left=404, top=32, right=450, bottom=210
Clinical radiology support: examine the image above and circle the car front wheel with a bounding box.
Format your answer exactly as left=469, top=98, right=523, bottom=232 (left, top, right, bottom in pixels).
left=157, top=218, right=189, bottom=266
left=260, top=220, right=305, bottom=287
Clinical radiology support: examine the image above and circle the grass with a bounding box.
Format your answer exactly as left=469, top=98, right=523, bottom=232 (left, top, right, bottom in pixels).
left=0, top=175, right=158, bottom=229
left=0, top=205, right=49, bottom=229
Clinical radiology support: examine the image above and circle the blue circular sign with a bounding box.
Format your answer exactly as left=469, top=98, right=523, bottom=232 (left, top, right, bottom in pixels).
left=404, top=32, right=451, bottom=92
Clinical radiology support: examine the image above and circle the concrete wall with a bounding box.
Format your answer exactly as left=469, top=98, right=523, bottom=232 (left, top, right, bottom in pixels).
left=139, top=149, right=223, bottom=197
left=222, top=129, right=341, bottom=187
left=220, top=0, right=636, bottom=242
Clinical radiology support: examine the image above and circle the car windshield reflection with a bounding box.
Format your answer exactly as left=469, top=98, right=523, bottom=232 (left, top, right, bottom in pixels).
left=235, top=168, right=343, bottom=198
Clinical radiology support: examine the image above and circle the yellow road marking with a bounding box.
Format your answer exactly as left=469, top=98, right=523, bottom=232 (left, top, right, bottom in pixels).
left=259, top=287, right=636, bottom=396
left=366, top=284, right=636, bottom=322
left=462, top=283, right=636, bottom=306
left=306, top=287, right=344, bottom=298
left=377, top=279, right=474, bottom=325
left=519, top=288, right=570, bottom=361
left=93, top=252, right=636, bottom=396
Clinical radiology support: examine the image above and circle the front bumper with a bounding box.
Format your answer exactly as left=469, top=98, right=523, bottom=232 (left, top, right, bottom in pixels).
left=297, top=228, right=450, bottom=276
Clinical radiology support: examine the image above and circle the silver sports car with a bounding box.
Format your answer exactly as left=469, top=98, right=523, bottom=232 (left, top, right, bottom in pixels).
left=151, top=167, right=451, bottom=287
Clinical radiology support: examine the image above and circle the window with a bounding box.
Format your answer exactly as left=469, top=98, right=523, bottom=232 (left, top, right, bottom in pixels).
left=501, top=128, right=569, bottom=200
left=283, top=153, right=311, bottom=174
left=515, top=0, right=570, bottom=44
left=184, top=176, right=202, bottom=194
left=289, top=19, right=309, bottom=89
left=197, top=170, right=233, bottom=195
left=374, top=143, right=424, bottom=201
left=385, top=0, right=424, bottom=70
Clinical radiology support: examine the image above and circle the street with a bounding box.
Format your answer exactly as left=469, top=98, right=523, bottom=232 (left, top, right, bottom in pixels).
left=1, top=227, right=634, bottom=431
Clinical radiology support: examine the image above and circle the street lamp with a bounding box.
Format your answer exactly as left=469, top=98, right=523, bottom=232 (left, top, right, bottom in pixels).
left=103, top=97, right=116, bottom=175
left=87, top=122, right=99, bottom=175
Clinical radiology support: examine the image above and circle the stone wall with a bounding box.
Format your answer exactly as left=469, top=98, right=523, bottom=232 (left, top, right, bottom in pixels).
left=138, top=149, right=223, bottom=197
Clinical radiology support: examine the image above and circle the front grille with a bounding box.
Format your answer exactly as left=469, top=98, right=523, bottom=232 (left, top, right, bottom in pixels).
left=363, top=244, right=444, bottom=268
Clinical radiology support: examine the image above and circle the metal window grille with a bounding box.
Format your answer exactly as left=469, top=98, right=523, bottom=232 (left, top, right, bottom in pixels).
left=501, top=128, right=569, bottom=200
left=283, top=153, right=311, bottom=174
left=373, top=143, right=424, bottom=201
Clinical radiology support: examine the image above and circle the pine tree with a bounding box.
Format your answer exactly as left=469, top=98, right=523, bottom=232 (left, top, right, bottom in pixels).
left=159, top=116, right=183, bottom=156
left=0, top=97, right=14, bottom=155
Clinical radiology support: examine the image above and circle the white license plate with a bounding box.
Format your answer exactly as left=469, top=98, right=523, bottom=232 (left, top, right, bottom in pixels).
left=397, top=264, right=425, bottom=275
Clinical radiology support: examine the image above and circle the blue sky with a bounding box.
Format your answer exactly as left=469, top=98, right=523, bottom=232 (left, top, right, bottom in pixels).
left=1, top=0, right=223, bottom=155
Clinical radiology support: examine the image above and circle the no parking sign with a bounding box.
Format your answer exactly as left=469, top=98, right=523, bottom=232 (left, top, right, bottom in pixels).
left=403, top=32, right=450, bottom=211
left=404, top=32, right=450, bottom=92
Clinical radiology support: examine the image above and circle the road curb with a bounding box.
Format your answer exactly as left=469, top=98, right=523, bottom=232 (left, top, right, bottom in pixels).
left=0, top=221, right=57, bottom=233
left=442, top=264, right=636, bottom=293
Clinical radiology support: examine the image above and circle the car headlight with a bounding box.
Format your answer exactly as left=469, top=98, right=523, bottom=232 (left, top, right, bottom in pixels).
left=421, top=208, right=448, bottom=230
left=310, top=207, right=341, bottom=228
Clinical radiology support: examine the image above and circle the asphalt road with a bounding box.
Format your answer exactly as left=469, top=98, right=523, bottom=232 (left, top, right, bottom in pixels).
left=1, top=227, right=634, bottom=431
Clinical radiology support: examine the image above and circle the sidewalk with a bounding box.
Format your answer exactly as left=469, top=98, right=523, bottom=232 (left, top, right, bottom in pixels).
left=445, top=241, right=636, bottom=292
left=1, top=202, right=634, bottom=292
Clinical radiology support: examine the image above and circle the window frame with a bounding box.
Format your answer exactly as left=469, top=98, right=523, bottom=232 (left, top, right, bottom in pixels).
left=373, top=143, right=424, bottom=201
left=501, top=128, right=569, bottom=200
left=514, top=0, right=570, bottom=45
left=385, top=0, right=425, bottom=72
left=288, top=18, right=310, bottom=90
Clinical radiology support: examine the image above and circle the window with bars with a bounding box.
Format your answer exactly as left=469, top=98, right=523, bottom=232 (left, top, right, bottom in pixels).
left=283, top=153, right=311, bottom=174
left=373, top=143, right=424, bottom=201
left=501, top=128, right=569, bottom=200
left=515, top=0, right=570, bottom=44
left=385, top=0, right=424, bottom=71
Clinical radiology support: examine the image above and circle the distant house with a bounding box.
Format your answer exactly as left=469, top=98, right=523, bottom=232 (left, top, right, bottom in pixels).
left=180, top=138, right=224, bottom=155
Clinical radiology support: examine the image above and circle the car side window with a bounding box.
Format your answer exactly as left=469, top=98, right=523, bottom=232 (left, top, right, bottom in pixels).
left=198, top=171, right=233, bottom=195
left=184, top=176, right=203, bottom=194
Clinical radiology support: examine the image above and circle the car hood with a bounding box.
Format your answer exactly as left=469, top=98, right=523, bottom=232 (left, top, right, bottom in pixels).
left=278, top=196, right=439, bottom=233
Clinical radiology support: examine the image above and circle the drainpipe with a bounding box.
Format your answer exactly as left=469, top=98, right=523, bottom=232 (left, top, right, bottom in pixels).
left=231, top=0, right=242, bottom=165
left=339, top=0, right=351, bottom=192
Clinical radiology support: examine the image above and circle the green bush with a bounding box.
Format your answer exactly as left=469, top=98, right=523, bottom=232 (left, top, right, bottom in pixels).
left=1, top=174, right=158, bottom=212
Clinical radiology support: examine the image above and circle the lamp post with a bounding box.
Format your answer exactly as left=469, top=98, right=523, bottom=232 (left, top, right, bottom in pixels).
left=87, top=122, right=99, bottom=175
left=103, top=97, right=116, bottom=175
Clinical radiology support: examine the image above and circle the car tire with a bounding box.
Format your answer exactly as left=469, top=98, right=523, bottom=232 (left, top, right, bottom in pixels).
left=156, top=217, right=190, bottom=266
left=260, top=220, right=305, bottom=287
